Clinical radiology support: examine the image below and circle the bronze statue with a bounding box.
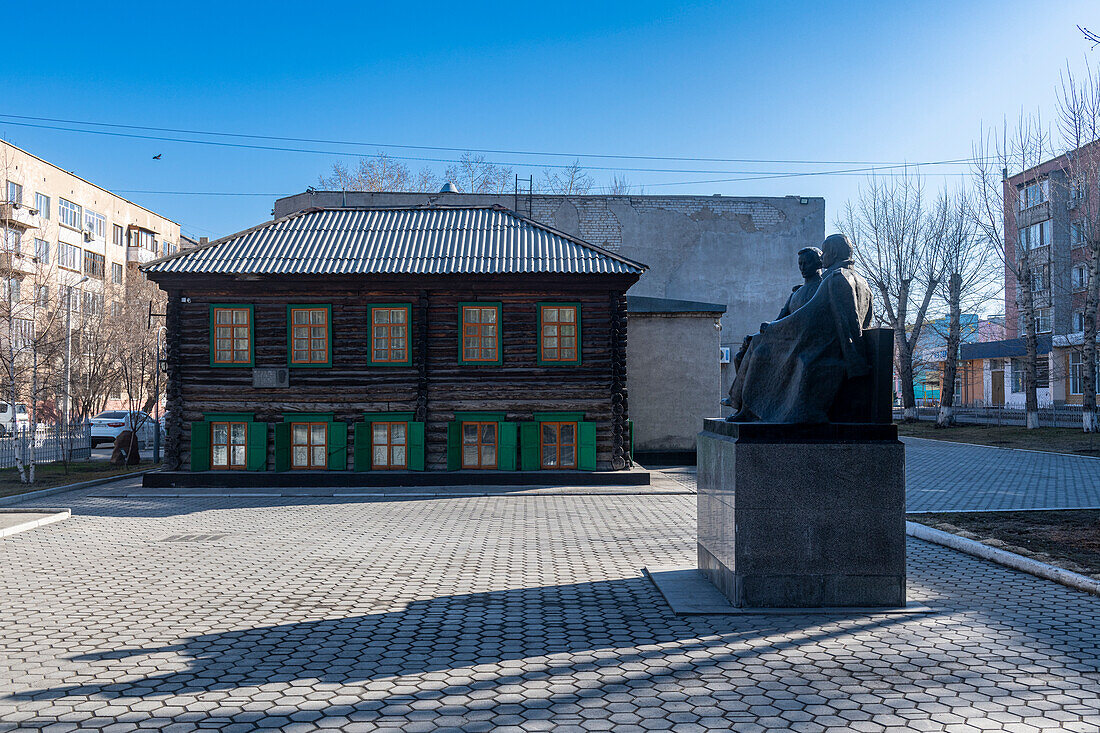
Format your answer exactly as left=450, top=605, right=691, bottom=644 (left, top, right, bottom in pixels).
left=726, top=234, right=873, bottom=424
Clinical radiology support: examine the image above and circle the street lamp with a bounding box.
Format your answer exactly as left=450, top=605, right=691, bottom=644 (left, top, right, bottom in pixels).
left=153, top=324, right=166, bottom=463
left=62, top=275, right=89, bottom=432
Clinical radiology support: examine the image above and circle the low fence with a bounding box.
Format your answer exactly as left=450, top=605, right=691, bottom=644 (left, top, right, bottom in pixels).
left=0, top=424, right=92, bottom=470
left=895, top=405, right=1085, bottom=428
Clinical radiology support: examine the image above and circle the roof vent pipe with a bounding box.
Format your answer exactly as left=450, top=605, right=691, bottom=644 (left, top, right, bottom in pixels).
left=439, top=182, right=459, bottom=193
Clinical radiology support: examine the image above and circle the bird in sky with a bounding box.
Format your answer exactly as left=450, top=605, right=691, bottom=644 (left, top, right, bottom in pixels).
left=152, top=154, right=162, bottom=160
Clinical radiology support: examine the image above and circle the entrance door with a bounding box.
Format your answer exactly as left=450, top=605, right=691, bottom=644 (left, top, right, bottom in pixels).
left=990, top=360, right=1005, bottom=405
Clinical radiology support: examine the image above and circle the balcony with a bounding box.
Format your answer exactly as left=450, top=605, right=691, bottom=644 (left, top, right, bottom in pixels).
left=1016, top=202, right=1051, bottom=228
left=126, top=245, right=158, bottom=264
left=0, top=202, right=39, bottom=231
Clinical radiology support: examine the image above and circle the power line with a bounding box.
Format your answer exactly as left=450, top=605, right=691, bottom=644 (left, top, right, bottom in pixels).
left=0, top=113, right=983, bottom=167
left=0, top=118, right=982, bottom=178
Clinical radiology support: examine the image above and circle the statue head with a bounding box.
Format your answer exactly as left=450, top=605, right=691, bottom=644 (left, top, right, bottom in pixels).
left=797, top=247, right=823, bottom=279
left=821, top=233, right=854, bottom=269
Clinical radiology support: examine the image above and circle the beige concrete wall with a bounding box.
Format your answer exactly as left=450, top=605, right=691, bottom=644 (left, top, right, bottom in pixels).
left=626, top=312, right=721, bottom=453
left=0, top=139, right=179, bottom=306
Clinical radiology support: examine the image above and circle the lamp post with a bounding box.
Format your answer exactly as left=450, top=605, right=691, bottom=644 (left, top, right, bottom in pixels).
left=153, top=325, right=166, bottom=463
left=62, top=275, right=89, bottom=432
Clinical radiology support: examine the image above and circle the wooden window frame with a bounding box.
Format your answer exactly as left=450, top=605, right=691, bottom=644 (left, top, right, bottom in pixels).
left=286, top=304, right=332, bottom=367
left=209, top=304, right=254, bottom=367
left=289, top=421, right=328, bottom=470
left=366, top=303, right=412, bottom=366
left=539, top=421, right=579, bottom=469
left=537, top=302, right=582, bottom=366
left=461, top=420, right=499, bottom=469
left=458, top=302, right=503, bottom=366
left=370, top=420, right=409, bottom=470
left=210, top=421, right=248, bottom=471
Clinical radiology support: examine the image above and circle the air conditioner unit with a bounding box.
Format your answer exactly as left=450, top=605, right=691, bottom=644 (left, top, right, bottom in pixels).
left=719, top=346, right=731, bottom=364
left=82, top=229, right=94, bottom=241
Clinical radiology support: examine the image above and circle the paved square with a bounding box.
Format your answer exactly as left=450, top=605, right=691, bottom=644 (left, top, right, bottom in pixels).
left=2, top=483, right=1099, bottom=732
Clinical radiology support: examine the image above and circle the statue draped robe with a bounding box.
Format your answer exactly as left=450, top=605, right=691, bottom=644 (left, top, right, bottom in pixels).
left=729, top=262, right=873, bottom=424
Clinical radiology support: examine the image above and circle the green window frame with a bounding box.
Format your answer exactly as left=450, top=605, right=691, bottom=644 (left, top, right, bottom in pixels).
left=519, top=413, right=596, bottom=471
left=209, top=304, right=254, bottom=367
left=537, top=302, right=582, bottom=366
left=366, top=303, right=412, bottom=366
left=458, top=302, right=503, bottom=366
left=274, top=413, right=347, bottom=471
left=286, top=304, right=333, bottom=367
left=189, top=413, right=267, bottom=472
left=446, top=411, right=516, bottom=470
left=354, top=411, right=425, bottom=471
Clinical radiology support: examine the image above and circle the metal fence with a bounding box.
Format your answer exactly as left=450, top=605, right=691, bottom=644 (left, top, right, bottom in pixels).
left=0, top=424, right=92, bottom=470
left=895, top=405, right=1085, bottom=428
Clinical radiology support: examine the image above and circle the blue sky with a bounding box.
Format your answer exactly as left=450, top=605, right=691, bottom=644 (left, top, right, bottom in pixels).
left=1, top=1, right=1096, bottom=239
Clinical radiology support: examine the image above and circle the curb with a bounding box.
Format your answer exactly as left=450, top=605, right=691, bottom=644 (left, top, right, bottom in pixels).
left=0, top=468, right=158, bottom=507
left=901, top=435, right=1100, bottom=461
left=906, top=520, right=1100, bottom=598
left=0, top=509, right=71, bottom=538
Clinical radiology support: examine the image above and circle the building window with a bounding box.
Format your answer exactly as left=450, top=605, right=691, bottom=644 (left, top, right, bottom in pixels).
left=130, top=228, right=156, bottom=250
left=3, top=277, right=21, bottom=305
left=84, top=250, right=105, bottom=279
left=368, top=304, right=411, bottom=365
left=84, top=210, right=105, bottom=240
left=82, top=291, right=103, bottom=318
left=2, top=226, right=20, bottom=254
left=14, top=318, right=34, bottom=351
left=59, top=242, right=81, bottom=270
left=1019, top=179, right=1049, bottom=210
left=288, top=306, right=331, bottom=366
left=538, top=304, right=581, bottom=365
left=36, top=285, right=48, bottom=308
left=112, top=224, right=124, bottom=247
left=1073, top=263, right=1089, bottom=290
left=1036, top=307, right=1052, bottom=334
left=459, top=303, right=501, bottom=364
left=1019, top=220, right=1051, bottom=250
left=540, top=422, right=577, bottom=468
left=211, top=306, right=253, bottom=365
left=371, top=421, right=407, bottom=469
left=59, top=198, right=81, bottom=229
left=1071, top=222, right=1086, bottom=246
left=1010, top=358, right=1025, bottom=393
left=6, top=181, right=22, bottom=205
left=34, top=238, right=49, bottom=264
left=1030, top=266, right=1049, bottom=293
left=462, top=421, right=497, bottom=469
left=111, top=262, right=123, bottom=284
left=211, top=422, right=248, bottom=470
left=34, top=193, right=49, bottom=219
left=291, top=422, right=327, bottom=469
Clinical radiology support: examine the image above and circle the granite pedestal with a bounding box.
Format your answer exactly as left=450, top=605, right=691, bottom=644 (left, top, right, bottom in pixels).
left=697, top=418, right=906, bottom=608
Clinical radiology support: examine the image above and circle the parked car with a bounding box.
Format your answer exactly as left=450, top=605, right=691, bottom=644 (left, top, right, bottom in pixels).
left=0, top=402, right=30, bottom=436
left=89, top=411, right=159, bottom=448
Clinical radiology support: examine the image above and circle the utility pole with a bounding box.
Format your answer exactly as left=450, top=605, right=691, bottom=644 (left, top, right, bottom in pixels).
left=153, top=325, right=166, bottom=463
left=62, top=275, right=89, bottom=432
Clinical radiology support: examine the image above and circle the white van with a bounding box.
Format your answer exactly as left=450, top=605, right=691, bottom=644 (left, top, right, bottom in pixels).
left=0, top=402, right=31, bottom=435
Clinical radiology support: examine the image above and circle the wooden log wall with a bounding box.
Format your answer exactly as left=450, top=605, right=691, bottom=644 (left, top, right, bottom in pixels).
left=160, top=274, right=636, bottom=471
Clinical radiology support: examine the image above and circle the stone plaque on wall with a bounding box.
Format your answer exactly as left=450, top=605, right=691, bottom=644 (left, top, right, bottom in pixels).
left=253, top=368, right=289, bottom=388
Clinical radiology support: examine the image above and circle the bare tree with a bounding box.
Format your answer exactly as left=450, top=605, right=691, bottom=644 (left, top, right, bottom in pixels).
left=69, top=285, right=119, bottom=421
left=971, top=116, right=1051, bottom=429
left=318, top=152, right=439, bottom=192
left=928, top=190, right=998, bottom=426
left=606, top=174, right=634, bottom=195
left=839, top=171, right=944, bottom=422
left=540, top=160, right=594, bottom=195
left=111, top=275, right=164, bottom=453
left=443, top=153, right=513, bottom=193
left=1057, top=64, right=1100, bottom=432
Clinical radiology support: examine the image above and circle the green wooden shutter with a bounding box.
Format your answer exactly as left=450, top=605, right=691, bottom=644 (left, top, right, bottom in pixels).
left=274, top=422, right=291, bottom=472
left=328, top=421, right=347, bottom=470
left=498, top=421, right=517, bottom=471
left=246, top=422, right=267, bottom=471
left=578, top=421, right=597, bottom=471
left=446, top=421, right=460, bottom=470
left=408, top=421, right=426, bottom=471
left=354, top=422, right=372, bottom=472
left=519, top=422, right=539, bottom=471
left=190, top=421, right=210, bottom=472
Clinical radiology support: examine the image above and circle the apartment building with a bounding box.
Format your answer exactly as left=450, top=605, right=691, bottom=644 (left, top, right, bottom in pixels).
left=957, top=147, right=1099, bottom=407
left=0, top=139, right=181, bottom=416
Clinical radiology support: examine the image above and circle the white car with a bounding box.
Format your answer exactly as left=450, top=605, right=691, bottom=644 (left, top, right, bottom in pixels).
left=89, top=411, right=160, bottom=448
left=0, top=402, right=30, bottom=435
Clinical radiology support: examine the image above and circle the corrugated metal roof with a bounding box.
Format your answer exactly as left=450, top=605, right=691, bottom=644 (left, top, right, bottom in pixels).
left=627, top=295, right=727, bottom=314
left=960, top=335, right=1053, bottom=361
left=144, top=206, right=647, bottom=276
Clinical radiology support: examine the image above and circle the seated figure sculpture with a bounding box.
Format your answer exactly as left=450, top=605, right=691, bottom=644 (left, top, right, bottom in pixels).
left=727, top=233, right=873, bottom=424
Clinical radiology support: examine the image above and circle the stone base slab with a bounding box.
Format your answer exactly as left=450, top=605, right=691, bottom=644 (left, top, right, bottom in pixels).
left=698, top=419, right=906, bottom=608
